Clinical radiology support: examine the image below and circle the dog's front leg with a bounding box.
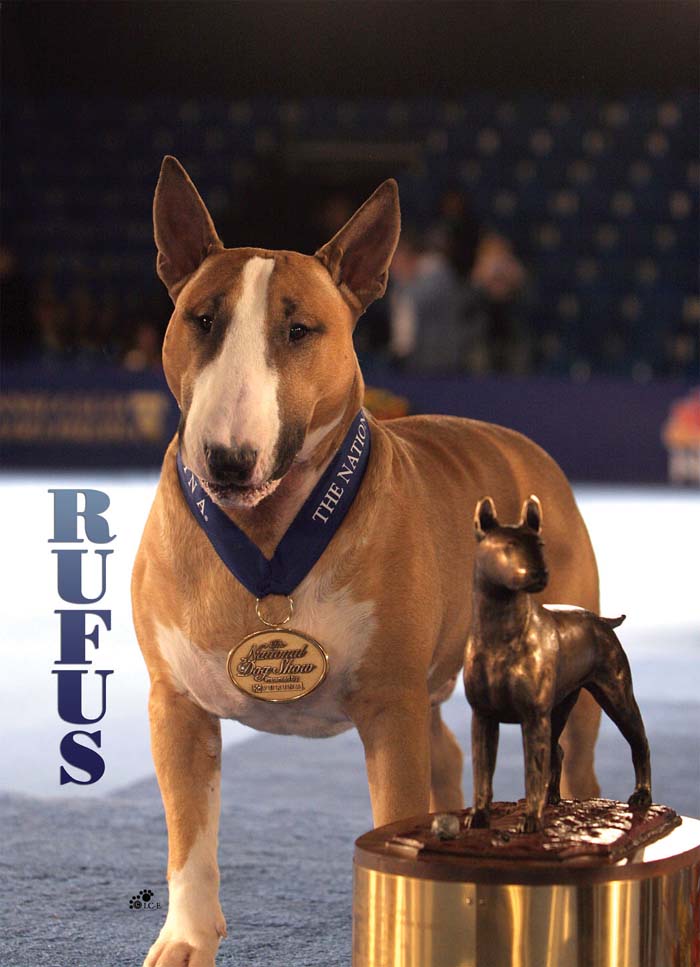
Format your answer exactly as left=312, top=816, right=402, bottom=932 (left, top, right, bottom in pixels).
left=143, top=681, right=226, bottom=967
left=520, top=712, right=551, bottom=834
left=467, top=710, right=499, bottom=829
left=352, top=687, right=431, bottom=828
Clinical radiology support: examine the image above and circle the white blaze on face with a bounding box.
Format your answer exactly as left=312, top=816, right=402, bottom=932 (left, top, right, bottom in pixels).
left=184, top=256, right=279, bottom=487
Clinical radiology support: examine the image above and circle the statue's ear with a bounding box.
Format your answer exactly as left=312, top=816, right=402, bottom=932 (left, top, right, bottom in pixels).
left=474, top=497, right=499, bottom=541
left=520, top=495, right=543, bottom=533
left=153, top=156, right=223, bottom=301
left=315, top=179, right=401, bottom=318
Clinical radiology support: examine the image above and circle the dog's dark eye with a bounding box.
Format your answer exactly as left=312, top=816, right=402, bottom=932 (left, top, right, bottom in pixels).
left=289, top=323, right=310, bottom=343
left=197, top=315, right=213, bottom=333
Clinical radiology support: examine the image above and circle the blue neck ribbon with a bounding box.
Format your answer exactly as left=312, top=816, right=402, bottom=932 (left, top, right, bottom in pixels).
left=176, top=410, right=371, bottom=598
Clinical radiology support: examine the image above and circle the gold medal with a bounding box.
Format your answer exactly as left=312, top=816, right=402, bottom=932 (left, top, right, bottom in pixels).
left=227, top=596, right=329, bottom=703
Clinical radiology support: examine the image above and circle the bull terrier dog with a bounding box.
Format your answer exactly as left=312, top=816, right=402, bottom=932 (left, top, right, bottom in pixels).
left=133, top=156, right=602, bottom=966
left=464, top=495, right=651, bottom=834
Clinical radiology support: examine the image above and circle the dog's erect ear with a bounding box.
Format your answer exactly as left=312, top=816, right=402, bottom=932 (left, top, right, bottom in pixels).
left=315, top=179, right=401, bottom=317
left=520, top=494, right=543, bottom=533
left=153, top=156, right=223, bottom=301
left=474, top=497, right=499, bottom=541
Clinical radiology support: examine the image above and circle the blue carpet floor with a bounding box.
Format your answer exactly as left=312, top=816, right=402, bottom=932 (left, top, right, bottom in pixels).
left=2, top=690, right=698, bottom=967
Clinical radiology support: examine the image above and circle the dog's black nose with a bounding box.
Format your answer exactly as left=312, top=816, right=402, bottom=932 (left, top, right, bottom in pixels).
left=205, top=443, right=258, bottom=485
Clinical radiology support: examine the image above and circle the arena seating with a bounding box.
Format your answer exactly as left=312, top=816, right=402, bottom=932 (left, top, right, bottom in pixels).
left=3, top=93, right=698, bottom=375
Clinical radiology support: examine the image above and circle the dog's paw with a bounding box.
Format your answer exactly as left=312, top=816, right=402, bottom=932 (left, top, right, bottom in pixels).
left=143, top=939, right=212, bottom=967
left=143, top=915, right=226, bottom=967
left=519, top=813, right=543, bottom=834
left=466, top=807, right=490, bottom=829
left=143, top=935, right=221, bottom=967
left=628, top=787, right=652, bottom=810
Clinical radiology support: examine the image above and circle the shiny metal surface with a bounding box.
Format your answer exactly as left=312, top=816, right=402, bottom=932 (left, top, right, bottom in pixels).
left=465, top=495, right=652, bottom=835
left=353, top=817, right=700, bottom=967
left=226, top=626, right=329, bottom=702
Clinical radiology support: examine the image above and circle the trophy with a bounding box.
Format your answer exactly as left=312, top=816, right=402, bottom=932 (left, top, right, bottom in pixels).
left=352, top=497, right=698, bottom=967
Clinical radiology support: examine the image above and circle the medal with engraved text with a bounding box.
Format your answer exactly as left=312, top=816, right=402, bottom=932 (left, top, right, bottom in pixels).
left=227, top=597, right=329, bottom=703
left=178, top=412, right=370, bottom=702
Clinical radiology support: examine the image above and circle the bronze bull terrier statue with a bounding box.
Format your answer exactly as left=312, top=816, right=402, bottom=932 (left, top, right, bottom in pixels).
left=463, top=495, right=652, bottom=833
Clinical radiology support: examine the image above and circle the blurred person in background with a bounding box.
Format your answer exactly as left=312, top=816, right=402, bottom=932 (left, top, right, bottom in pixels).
left=427, top=187, right=482, bottom=280
left=388, top=228, right=470, bottom=374
left=123, top=319, right=165, bottom=372
left=469, top=233, right=532, bottom=373
left=424, top=189, right=533, bottom=374
left=32, top=277, right=67, bottom=361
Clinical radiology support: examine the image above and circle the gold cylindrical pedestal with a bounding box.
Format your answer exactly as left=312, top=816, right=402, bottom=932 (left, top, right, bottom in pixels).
left=353, top=816, right=700, bottom=967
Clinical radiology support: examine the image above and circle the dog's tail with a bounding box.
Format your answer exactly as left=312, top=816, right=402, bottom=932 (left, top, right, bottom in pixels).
left=601, top=614, right=626, bottom=629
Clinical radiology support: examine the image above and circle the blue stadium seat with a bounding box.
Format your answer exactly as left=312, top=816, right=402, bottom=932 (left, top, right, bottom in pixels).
left=4, top=91, right=696, bottom=376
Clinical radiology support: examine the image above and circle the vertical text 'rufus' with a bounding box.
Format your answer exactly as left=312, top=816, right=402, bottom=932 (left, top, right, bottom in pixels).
left=50, top=489, right=115, bottom=785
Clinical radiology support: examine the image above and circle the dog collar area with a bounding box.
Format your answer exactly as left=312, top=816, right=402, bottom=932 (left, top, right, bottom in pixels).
left=175, top=410, right=371, bottom=598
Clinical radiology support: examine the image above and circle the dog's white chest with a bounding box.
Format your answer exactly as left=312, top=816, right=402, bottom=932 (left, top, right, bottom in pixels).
left=155, top=574, right=376, bottom=737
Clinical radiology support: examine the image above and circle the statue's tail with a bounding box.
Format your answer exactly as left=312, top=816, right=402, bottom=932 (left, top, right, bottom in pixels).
left=602, top=614, right=626, bottom=629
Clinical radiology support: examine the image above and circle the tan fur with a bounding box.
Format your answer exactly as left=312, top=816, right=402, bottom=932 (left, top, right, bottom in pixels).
left=134, top=159, right=600, bottom=965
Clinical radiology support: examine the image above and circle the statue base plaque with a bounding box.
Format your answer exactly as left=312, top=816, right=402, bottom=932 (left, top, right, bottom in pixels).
left=353, top=800, right=699, bottom=967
